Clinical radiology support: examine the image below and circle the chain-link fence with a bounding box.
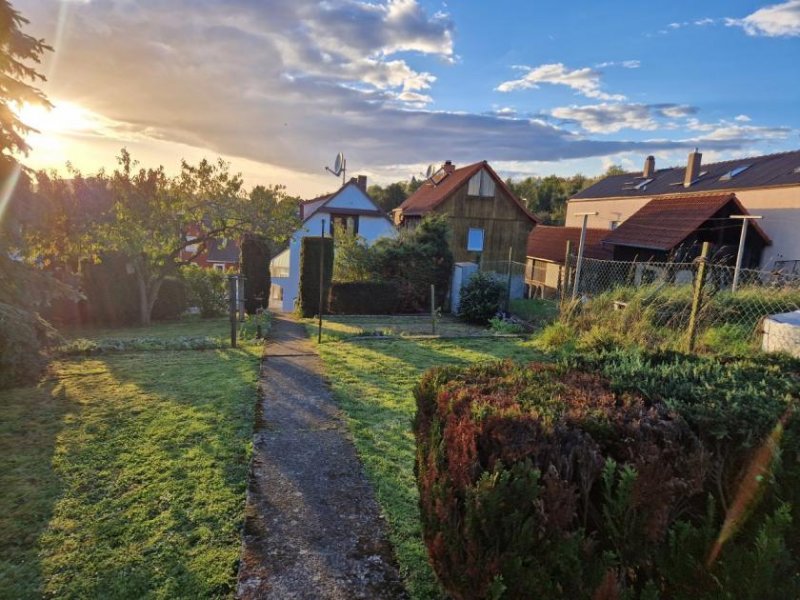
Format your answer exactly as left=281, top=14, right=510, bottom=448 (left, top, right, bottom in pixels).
left=561, top=256, right=800, bottom=355
left=479, top=260, right=527, bottom=309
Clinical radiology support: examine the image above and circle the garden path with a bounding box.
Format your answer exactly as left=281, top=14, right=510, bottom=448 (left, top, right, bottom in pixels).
left=236, top=314, right=407, bottom=599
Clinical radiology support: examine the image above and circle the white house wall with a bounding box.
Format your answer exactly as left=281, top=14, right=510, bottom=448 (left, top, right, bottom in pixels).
left=270, top=186, right=397, bottom=312
left=566, top=186, right=800, bottom=269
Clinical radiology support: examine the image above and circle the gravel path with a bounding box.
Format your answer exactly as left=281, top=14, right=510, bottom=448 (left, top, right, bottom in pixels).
left=236, top=315, right=408, bottom=599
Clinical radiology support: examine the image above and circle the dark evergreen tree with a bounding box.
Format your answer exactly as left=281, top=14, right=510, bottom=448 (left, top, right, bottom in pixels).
left=240, top=233, right=271, bottom=314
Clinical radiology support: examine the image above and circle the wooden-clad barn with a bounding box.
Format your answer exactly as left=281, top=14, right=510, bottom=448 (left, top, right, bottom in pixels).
left=393, top=160, right=537, bottom=263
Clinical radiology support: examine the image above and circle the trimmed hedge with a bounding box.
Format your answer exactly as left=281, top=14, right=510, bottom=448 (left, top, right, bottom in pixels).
left=298, top=236, right=334, bottom=317
left=327, top=281, right=400, bottom=315
left=413, top=351, right=800, bottom=599
left=241, top=234, right=271, bottom=314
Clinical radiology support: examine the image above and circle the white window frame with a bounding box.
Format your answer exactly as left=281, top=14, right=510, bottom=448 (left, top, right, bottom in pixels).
left=467, top=227, right=485, bottom=252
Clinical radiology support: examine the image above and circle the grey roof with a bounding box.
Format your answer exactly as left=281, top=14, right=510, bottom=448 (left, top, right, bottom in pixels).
left=207, top=238, right=240, bottom=263
left=572, top=150, right=800, bottom=200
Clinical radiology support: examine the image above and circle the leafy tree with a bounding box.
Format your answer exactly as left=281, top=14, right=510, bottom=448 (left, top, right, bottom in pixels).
left=367, top=181, right=408, bottom=213
left=96, top=151, right=300, bottom=324
left=332, top=225, right=373, bottom=282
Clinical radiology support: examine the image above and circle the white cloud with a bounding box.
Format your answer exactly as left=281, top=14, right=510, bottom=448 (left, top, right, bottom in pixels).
left=495, top=63, right=626, bottom=101
left=551, top=103, right=657, bottom=133
left=595, top=60, right=640, bottom=69
left=726, top=0, right=800, bottom=37
left=734, top=114, right=752, bottom=122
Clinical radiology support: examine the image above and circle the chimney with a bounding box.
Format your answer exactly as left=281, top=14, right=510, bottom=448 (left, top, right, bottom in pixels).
left=443, top=160, right=455, bottom=174
left=356, top=175, right=367, bottom=191
left=643, top=155, right=655, bottom=178
left=684, top=148, right=702, bottom=187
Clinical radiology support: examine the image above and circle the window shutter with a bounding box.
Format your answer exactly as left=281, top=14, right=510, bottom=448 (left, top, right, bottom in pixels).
left=467, top=172, right=481, bottom=196
left=480, top=171, right=495, bottom=197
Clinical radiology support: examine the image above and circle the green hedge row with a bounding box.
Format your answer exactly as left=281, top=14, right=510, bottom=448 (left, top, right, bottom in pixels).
left=327, top=281, right=399, bottom=315
left=413, top=350, right=800, bottom=599
left=298, top=236, right=334, bottom=318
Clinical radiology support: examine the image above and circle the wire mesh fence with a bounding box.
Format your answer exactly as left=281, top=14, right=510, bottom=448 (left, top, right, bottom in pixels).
left=561, top=256, right=800, bottom=355
left=478, top=260, right=528, bottom=309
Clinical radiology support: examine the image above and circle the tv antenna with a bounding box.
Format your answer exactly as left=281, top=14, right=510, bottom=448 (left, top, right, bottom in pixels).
left=325, top=152, right=346, bottom=185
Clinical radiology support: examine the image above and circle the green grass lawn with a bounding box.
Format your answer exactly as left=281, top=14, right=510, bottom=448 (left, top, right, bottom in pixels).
left=0, top=319, right=262, bottom=599
left=313, top=334, right=547, bottom=598
left=303, top=314, right=488, bottom=342
left=509, top=298, right=560, bottom=324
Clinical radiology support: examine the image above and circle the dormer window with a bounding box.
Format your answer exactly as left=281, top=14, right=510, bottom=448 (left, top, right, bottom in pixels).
left=467, top=169, right=495, bottom=197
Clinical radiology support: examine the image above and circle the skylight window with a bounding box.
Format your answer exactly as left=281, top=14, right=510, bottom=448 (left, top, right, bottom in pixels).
left=430, top=169, right=448, bottom=185
left=720, top=164, right=751, bottom=181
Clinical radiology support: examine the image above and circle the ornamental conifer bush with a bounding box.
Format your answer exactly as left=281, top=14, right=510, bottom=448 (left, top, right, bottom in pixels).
left=413, top=352, right=800, bottom=599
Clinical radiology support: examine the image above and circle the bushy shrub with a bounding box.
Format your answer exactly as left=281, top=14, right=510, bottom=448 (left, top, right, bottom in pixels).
left=151, top=275, right=187, bottom=320
left=414, top=352, right=800, bottom=599
left=562, top=284, right=800, bottom=354
left=370, top=214, right=453, bottom=312
left=332, top=228, right=374, bottom=282
left=488, top=315, right=525, bottom=334
left=328, top=281, right=399, bottom=314
left=182, top=264, right=227, bottom=318
left=298, top=236, right=334, bottom=317
left=0, top=302, right=59, bottom=389
left=458, top=272, right=505, bottom=324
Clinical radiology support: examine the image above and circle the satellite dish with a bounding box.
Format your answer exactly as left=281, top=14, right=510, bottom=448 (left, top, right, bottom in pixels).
left=325, top=152, right=347, bottom=183
left=425, top=163, right=438, bottom=179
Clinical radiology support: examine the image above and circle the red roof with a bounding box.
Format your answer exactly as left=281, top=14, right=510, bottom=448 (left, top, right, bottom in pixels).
left=526, top=226, right=612, bottom=264
left=603, top=193, right=771, bottom=251
left=398, top=160, right=536, bottom=222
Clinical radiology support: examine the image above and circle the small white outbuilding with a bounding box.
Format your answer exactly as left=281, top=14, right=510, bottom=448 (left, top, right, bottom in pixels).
left=761, top=310, right=800, bottom=358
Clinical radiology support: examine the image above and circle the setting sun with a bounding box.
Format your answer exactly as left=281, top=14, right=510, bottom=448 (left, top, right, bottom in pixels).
left=17, top=100, right=97, bottom=137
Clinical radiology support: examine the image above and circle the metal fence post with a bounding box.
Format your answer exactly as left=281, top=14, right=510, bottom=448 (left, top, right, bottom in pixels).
left=318, top=220, right=325, bottom=344
left=687, top=242, right=710, bottom=353
left=571, top=212, right=596, bottom=300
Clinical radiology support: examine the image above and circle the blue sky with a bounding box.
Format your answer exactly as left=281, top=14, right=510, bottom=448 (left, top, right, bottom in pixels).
left=17, top=0, right=800, bottom=196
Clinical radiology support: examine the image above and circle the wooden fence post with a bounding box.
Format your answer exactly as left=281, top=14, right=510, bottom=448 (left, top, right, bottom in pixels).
left=228, top=275, right=238, bottom=349
left=430, top=284, right=436, bottom=335
left=687, top=242, right=710, bottom=353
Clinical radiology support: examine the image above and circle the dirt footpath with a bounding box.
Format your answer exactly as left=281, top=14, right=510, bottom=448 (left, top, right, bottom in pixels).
left=236, top=315, right=408, bottom=599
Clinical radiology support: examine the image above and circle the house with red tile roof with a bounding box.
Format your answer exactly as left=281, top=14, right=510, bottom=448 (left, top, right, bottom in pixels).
left=566, top=149, right=799, bottom=271
left=524, top=226, right=611, bottom=297
left=393, top=160, right=537, bottom=264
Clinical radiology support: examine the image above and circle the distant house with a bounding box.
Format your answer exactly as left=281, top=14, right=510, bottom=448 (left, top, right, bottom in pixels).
left=601, top=193, right=770, bottom=264
left=393, top=160, right=537, bottom=264
left=566, top=149, right=800, bottom=270
left=269, top=176, right=396, bottom=312
left=526, top=193, right=771, bottom=297
left=180, top=224, right=240, bottom=271
left=525, top=226, right=611, bottom=297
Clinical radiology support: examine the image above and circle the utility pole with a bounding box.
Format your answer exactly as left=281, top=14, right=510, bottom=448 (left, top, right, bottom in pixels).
left=571, top=212, right=598, bottom=300
left=731, top=215, right=762, bottom=293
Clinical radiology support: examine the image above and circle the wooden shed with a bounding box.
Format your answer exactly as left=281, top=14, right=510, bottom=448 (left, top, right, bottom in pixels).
left=393, top=160, right=537, bottom=264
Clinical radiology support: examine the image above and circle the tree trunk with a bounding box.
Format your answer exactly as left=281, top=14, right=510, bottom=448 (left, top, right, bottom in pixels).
left=136, top=270, right=151, bottom=325
left=146, top=277, right=164, bottom=323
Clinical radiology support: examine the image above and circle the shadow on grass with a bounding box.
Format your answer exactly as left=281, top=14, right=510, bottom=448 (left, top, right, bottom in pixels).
left=1, top=344, right=261, bottom=599
left=0, top=379, right=78, bottom=599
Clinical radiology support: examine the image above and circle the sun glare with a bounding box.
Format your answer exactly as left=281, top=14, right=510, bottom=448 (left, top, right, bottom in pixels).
left=17, top=101, right=98, bottom=136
